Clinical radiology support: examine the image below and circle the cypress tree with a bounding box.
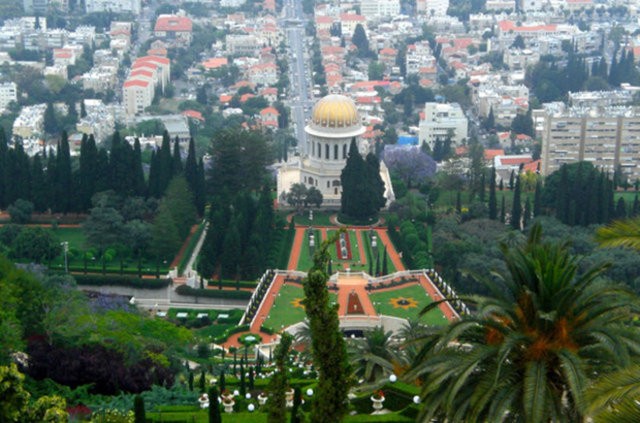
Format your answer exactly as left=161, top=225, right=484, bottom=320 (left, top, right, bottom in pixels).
left=375, top=251, right=380, bottom=276
left=132, top=138, right=146, bottom=197
left=523, top=196, right=531, bottom=228
left=304, top=233, right=351, bottom=422
left=185, top=138, right=199, bottom=208
left=511, top=175, right=522, bottom=230
left=45, top=148, right=57, bottom=211
left=616, top=197, right=627, bottom=218
left=0, top=128, right=7, bottom=208
left=368, top=259, right=373, bottom=276
left=133, top=395, right=145, bottom=423
left=159, top=130, right=173, bottom=194
left=148, top=150, right=160, bottom=198
left=557, top=165, right=570, bottom=224
left=31, top=153, right=47, bottom=212
left=382, top=245, right=388, bottom=275
left=218, top=371, right=226, bottom=392
left=479, top=172, right=486, bottom=202
left=188, top=371, right=194, bottom=391
left=633, top=194, right=639, bottom=216
left=267, top=333, right=292, bottom=423
left=290, top=387, right=302, bottom=423
left=248, top=366, right=255, bottom=390
left=455, top=191, right=461, bottom=214
left=78, top=135, right=97, bottom=211
left=209, top=386, right=221, bottom=423
left=499, top=179, right=504, bottom=191
left=172, top=137, right=183, bottom=175
left=533, top=179, right=542, bottom=217
left=196, top=158, right=206, bottom=215
left=240, top=363, right=246, bottom=396
left=500, top=196, right=506, bottom=223
left=56, top=132, right=72, bottom=213
left=509, top=170, right=515, bottom=190
left=488, top=166, right=497, bottom=220
left=199, top=370, right=206, bottom=393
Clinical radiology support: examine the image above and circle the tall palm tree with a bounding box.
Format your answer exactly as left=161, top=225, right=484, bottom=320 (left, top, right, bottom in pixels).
left=406, top=224, right=640, bottom=422
left=349, top=326, right=397, bottom=386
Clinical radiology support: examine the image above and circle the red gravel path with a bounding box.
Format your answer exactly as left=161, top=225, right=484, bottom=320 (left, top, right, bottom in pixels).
left=287, top=227, right=305, bottom=270
left=374, top=229, right=405, bottom=271
left=355, top=230, right=367, bottom=265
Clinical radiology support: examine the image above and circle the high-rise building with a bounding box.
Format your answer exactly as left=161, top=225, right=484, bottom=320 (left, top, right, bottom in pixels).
left=418, top=102, right=468, bottom=149
left=360, top=0, right=401, bottom=19
left=0, top=82, right=18, bottom=112
left=85, top=0, right=141, bottom=14
left=540, top=102, right=640, bottom=180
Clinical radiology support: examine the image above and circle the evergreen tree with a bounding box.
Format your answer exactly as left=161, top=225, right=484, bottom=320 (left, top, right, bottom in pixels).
left=30, top=153, right=47, bottom=212
left=199, top=370, right=206, bottom=393
left=500, top=196, right=506, bottom=224
left=218, top=371, right=226, bottom=392
left=196, top=158, right=206, bottom=215
left=56, top=132, right=72, bottom=213
left=633, top=194, right=640, bottom=216
left=109, top=131, right=133, bottom=197
left=267, top=333, right=292, bottom=423
left=78, top=135, right=98, bottom=211
left=188, top=371, right=194, bottom=391
left=172, top=137, right=183, bottom=175
left=239, top=363, right=246, bottom=396
left=185, top=138, right=199, bottom=209
left=45, top=148, right=57, bottom=211
left=44, top=102, right=58, bottom=135
left=132, top=139, right=146, bottom=196
left=375, top=251, right=380, bottom=276
left=511, top=175, right=522, bottom=230
left=209, top=386, right=221, bottom=423
left=220, top=214, right=241, bottom=279
left=456, top=191, right=461, bottom=214
left=291, top=387, right=302, bottom=423
left=80, top=100, right=87, bottom=118
left=509, top=170, right=515, bottom=190
left=382, top=245, right=388, bottom=275
left=158, top=130, right=173, bottom=194
left=134, top=395, right=145, bottom=423
left=533, top=179, right=542, bottom=217
left=341, top=139, right=384, bottom=220
left=248, top=366, right=254, bottom=390
left=523, top=196, right=531, bottom=228
left=488, top=166, right=497, bottom=220
left=94, top=148, right=110, bottom=194
left=352, top=23, right=370, bottom=57
left=0, top=128, right=7, bottom=208
left=148, top=150, right=161, bottom=198
left=616, top=197, right=627, bottom=218
left=304, top=233, right=351, bottom=422
left=484, top=107, right=495, bottom=130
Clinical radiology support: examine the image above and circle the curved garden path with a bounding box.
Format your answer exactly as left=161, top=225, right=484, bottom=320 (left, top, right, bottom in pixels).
left=374, top=229, right=405, bottom=271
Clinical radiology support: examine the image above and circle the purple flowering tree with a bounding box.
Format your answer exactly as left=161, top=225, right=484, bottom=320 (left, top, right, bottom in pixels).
left=383, top=146, right=437, bottom=188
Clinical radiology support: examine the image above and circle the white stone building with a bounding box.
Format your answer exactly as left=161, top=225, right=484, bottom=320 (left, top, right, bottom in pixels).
left=0, top=82, right=17, bottom=112
left=418, top=102, right=468, bottom=149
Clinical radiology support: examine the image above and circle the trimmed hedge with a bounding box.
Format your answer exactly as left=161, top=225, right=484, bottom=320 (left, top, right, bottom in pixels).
left=260, top=325, right=275, bottom=335
left=213, top=324, right=249, bottom=344
left=206, top=279, right=259, bottom=289
left=73, top=275, right=171, bottom=289
left=174, top=285, right=252, bottom=299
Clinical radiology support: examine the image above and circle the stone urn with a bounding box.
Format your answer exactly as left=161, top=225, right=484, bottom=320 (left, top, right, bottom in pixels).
left=285, top=388, right=295, bottom=408
left=258, top=393, right=268, bottom=406
left=370, top=395, right=385, bottom=411
left=222, top=398, right=235, bottom=413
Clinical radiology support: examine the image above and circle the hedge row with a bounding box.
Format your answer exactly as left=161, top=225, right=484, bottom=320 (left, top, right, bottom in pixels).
left=73, top=275, right=171, bottom=289
left=206, top=280, right=259, bottom=289
left=174, top=285, right=252, bottom=300
left=260, top=325, right=275, bottom=335
left=213, top=324, right=250, bottom=344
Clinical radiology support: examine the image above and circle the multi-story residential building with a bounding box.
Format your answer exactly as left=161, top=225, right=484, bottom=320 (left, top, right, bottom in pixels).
left=417, top=0, right=449, bottom=17
left=0, top=82, right=17, bottom=112
left=568, top=90, right=633, bottom=108
left=76, top=99, right=115, bottom=143
left=418, top=102, right=468, bottom=148
left=82, top=66, right=119, bottom=93
left=360, top=0, right=401, bottom=19
left=340, top=13, right=367, bottom=38
left=486, top=0, right=515, bottom=11
left=85, top=0, right=141, bottom=14
left=225, top=34, right=260, bottom=56
left=504, top=49, right=540, bottom=70
left=154, top=15, right=193, bottom=46
left=220, top=0, right=247, bottom=8
left=405, top=41, right=435, bottom=75
left=12, top=104, right=47, bottom=139
left=540, top=102, right=640, bottom=180
left=122, top=79, right=154, bottom=117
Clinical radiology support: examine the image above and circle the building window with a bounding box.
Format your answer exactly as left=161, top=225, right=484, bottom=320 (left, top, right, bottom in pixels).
left=343, top=144, right=347, bottom=158
left=312, top=142, right=315, bottom=156
left=333, top=180, right=341, bottom=187
left=327, top=181, right=330, bottom=188
left=334, top=144, right=338, bottom=159
left=325, top=144, right=329, bottom=159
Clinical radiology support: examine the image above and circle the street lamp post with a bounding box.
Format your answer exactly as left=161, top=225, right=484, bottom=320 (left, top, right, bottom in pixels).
left=61, top=241, right=69, bottom=273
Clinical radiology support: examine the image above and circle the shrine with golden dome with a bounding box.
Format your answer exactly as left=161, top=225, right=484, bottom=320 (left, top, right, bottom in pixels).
left=277, top=94, right=394, bottom=207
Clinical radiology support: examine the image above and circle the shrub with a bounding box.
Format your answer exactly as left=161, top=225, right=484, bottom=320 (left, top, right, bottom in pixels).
left=73, top=275, right=171, bottom=289
left=174, top=285, right=251, bottom=299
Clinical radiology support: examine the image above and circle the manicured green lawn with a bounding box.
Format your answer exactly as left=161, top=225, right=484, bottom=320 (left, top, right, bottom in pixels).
left=369, top=284, right=448, bottom=326
left=288, top=210, right=335, bottom=226
left=262, top=284, right=336, bottom=330
left=50, top=226, right=87, bottom=250
left=296, top=229, right=321, bottom=272
left=362, top=231, right=397, bottom=275
left=148, top=410, right=268, bottom=422
left=326, top=230, right=367, bottom=273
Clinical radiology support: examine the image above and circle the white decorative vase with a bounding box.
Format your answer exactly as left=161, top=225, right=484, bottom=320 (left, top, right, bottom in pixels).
left=285, top=388, right=295, bottom=408
left=258, top=394, right=268, bottom=405
left=223, top=399, right=235, bottom=413
left=370, top=396, right=385, bottom=411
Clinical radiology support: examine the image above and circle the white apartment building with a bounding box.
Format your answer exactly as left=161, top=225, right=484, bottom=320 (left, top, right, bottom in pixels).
left=13, top=104, right=47, bottom=139
left=85, top=0, right=141, bottom=14
left=76, top=99, right=115, bottom=143
left=220, top=0, right=247, bottom=7
left=419, top=102, right=468, bottom=149
left=417, top=0, right=449, bottom=17
left=405, top=41, right=435, bottom=75
left=486, top=0, right=515, bottom=11
left=0, top=82, right=18, bottom=112
left=123, top=79, right=154, bottom=117
left=540, top=102, right=640, bottom=180
left=360, top=0, right=401, bottom=19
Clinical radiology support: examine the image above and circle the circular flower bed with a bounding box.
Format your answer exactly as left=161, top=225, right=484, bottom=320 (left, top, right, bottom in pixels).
left=239, top=333, right=261, bottom=347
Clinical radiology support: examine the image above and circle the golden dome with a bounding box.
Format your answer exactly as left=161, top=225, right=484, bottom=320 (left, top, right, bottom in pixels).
left=311, top=94, right=360, bottom=129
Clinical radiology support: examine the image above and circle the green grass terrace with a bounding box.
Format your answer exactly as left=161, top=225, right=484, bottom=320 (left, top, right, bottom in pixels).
left=369, top=284, right=449, bottom=326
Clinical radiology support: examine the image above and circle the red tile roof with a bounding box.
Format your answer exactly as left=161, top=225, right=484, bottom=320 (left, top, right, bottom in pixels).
left=124, top=79, right=151, bottom=88
left=155, top=15, right=193, bottom=32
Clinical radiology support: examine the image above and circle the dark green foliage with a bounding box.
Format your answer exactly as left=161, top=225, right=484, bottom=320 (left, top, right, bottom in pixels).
left=73, top=275, right=171, bottom=289
left=188, top=371, right=194, bottom=391
left=352, top=24, right=370, bottom=57
left=533, top=179, right=542, bottom=217
left=218, top=371, right=226, bottom=392
left=291, top=387, right=302, bottom=423
left=199, top=370, right=206, bottom=393
left=134, top=395, right=145, bottom=423
left=488, top=167, right=497, bottom=220
left=341, top=139, right=385, bottom=220
left=209, top=386, right=221, bottom=423
left=174, top=285, right=251, bottom=299
left=511, top=175, right=522, bottom=230
left=304, top=232, right=352, bottom=423
left=267, top=333, right=292, bottom=423
left=8, top=199, right=33, bottom=224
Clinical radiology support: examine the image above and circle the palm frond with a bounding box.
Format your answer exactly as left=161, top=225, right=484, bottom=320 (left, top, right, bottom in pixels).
left=595, top=216, right=640, bottom=251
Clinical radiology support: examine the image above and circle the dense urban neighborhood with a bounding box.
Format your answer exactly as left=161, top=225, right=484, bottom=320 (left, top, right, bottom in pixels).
left=1, top=0, right=640, bottom=422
